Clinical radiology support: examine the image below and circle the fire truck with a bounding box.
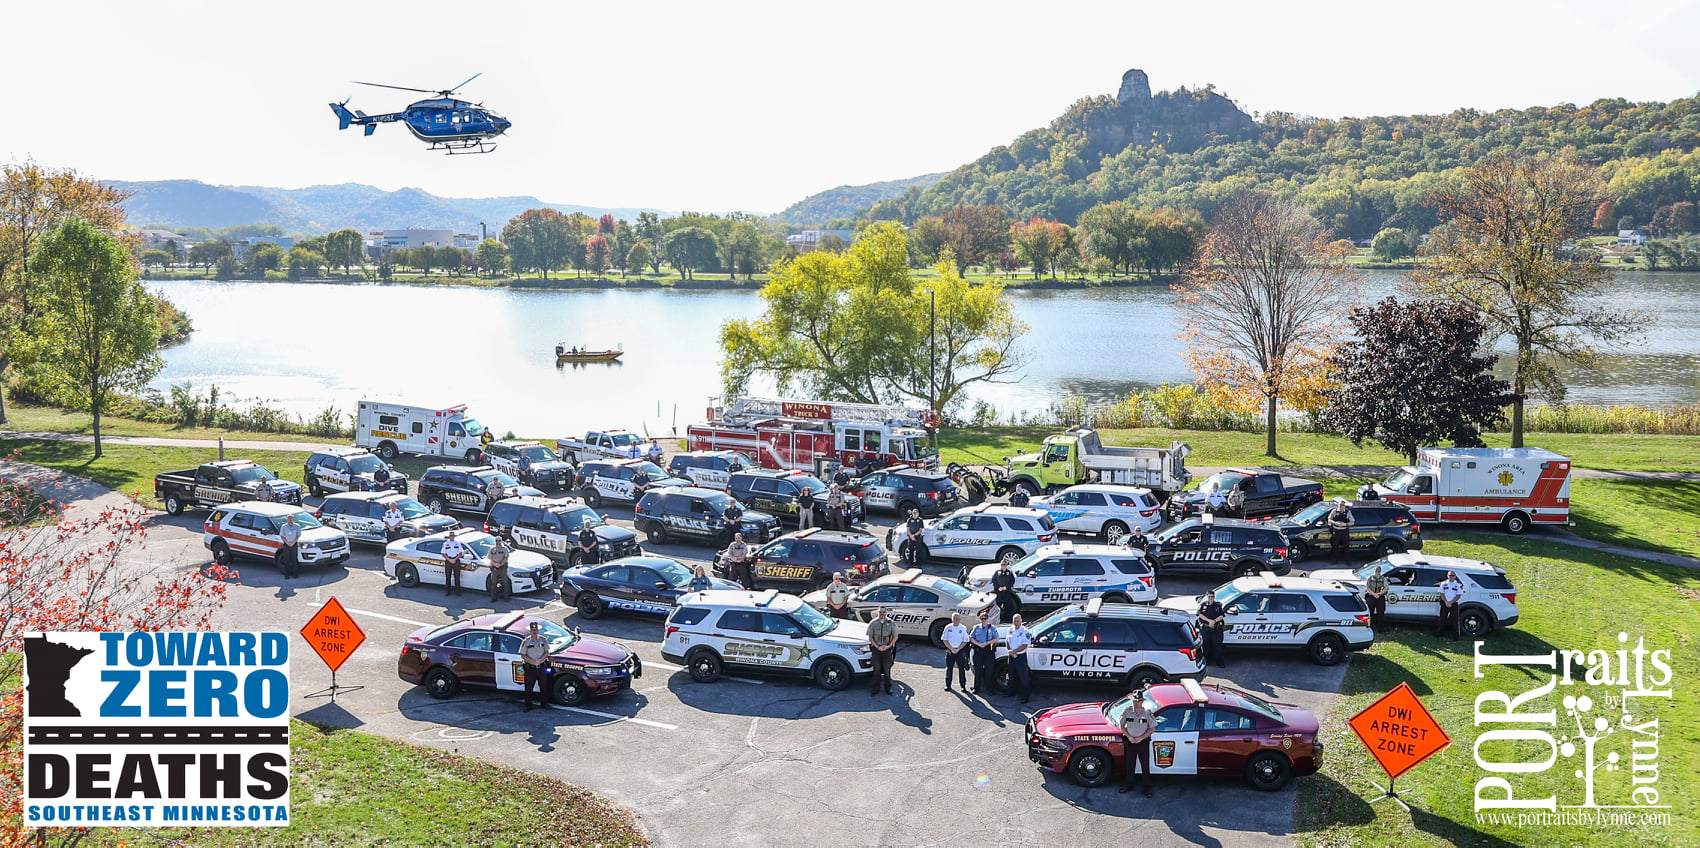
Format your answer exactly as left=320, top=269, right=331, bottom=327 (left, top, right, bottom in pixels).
left=1368, top=447, right=1573, bottom=535
left=685, top=396, right=941, bottom=474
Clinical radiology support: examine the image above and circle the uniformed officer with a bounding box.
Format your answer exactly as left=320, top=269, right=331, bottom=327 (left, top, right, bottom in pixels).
left=824, top=571, right=853, bottom=619
left=1206, top=485, right=1227, bottom=516
left=441, top=531, right=466, bottom=596
left=577, top=525, right=601, bottom=566
left=1357, top=483, right=1381, bottom=501
left=646, top=441, right=664, bottom=464
left=516, top=452, right=533, bottom=486
left=485, top=474, right=505, bottom=506
left=832, top=466, right=852, bottom=490
left=1007, top=486, right=1031, bottom=508
left=1226, top=485, right=1246, bottom=519
left=519, top=621, right=550, bottom=711
left=722, top=498, right=744, bottom=546
left=1006, top=613, right=1034, bottom=703
left=626, top=442, right=642, bottom=460
left=942, top=612, right=971, bottom=691
left=724, top=532, right=753, bottom=589
left=487, top=536, right=512, bottom=602
left=1327, top=500, right=1355, bottom=562
left=1438, top=570, right=1465, bottom=641
left=382, top=502, right=405, bottom=542
left=373, top=462, right=392, bottom=490
left=969, top=611, right=999, bottom=694
left=1118, top=688, right=1156, bottom=797
left=1122, top=524, right=1148, bottom=552
left=1197, top=590, right=1227, bottom=669
left=991, top=560, right=1019, bottom=624
left=1363, top=563, right=1390, bottom=633
left=797, top=486, right=817, bottom=529
left=277, top=513, right=301, bottom=578
left=255, top=478, right=276, bottom=502
left=902, top=509, right=925, bottom=566
left=867, top=607, right=898, bottom=695
left=688, top=564, right=713, bottom=593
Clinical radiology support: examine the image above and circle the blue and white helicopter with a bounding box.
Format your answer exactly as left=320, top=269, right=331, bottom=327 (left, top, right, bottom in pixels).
left=329, top=73, right=511, bottom=155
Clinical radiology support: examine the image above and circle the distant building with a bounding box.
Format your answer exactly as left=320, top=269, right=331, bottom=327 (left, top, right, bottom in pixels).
left=376, top=228, right=457, bottom=251
left=136, top=229, right=187, bottom=250
left=785, top=229, right=857, bottom=253
left=454, top=232, right=482, bottom=249
left=1617, top=229, right=1650, bottom=246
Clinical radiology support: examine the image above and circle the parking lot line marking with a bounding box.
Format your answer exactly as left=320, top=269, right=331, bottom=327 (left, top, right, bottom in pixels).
left=547, top=704, right=677, bottom=730
left=344, top=608, right=431, bottom=627
left=643, top=660, right=763, bottom=684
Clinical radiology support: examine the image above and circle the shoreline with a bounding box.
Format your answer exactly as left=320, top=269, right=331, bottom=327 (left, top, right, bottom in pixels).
left=140, top=271, right=1179, bottom=291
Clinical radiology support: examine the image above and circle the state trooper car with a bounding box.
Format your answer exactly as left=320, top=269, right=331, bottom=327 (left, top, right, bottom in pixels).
left=667, top=450, right=757, bottom=490
left=383, top=530, right=556, bottom=594
left=559, top=555, right=740, bottom=619
left=1146, top=515, right=1293, bottom=578
left=317, top=490, right=458, bottom=544
left=661, top=589, right=874, bottom=690
left=991, top=599, right=1205, bottom=692
left=887, top=503, right=1056, bottom=566
left=1310, top=552, right=1520, bottom=637
left=485, top=496, right=642, bottom=567
left=1158, top=575, right=1374, bottom=666
left=483, top=440, right=577, bottom=490
left=801, top=568, right=1000, bottom=646
left=961, top=541, right=1158, bottom=608
left=416, top=466, right=544, bottom=515
left=302, top=446, right=408, bottom=497
left=203, top=502, right=350, bottom=569
left=633, top=486, right=780, bottom=547
left=574, top=458, right=688, bottom=508
left=1030, top=484, right=1163, bottom=544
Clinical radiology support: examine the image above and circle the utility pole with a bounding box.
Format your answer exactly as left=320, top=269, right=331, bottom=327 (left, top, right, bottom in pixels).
left=927, top=287, right=936, bottom=417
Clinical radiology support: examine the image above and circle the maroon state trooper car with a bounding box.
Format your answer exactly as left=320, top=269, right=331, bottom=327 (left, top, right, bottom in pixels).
left=398, top=611, right=640, bottom=706
left=1026, top=679, right=1322, bottom=791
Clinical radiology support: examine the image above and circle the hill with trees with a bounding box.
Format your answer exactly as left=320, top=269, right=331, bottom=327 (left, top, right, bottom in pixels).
left=778, top=172, right=947, bottom=224
left=846, top=69, right=1700, bottom=240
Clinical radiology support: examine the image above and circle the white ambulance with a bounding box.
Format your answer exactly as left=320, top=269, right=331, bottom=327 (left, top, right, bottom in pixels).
left=1369, top=447, right=1572, bottom=535
left=356, top=400, right=490, bottom=463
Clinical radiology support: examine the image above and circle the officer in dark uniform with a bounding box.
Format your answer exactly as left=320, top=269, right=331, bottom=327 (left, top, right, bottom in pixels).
left=902, top=508, right=926, bottom=566
left=631, top=470, right=650, bottom=500
left=991, top=560, right=1019, bottom=623
left=373, top=462, right=392, bottom=490
left=722, top=498, right=745, bottom=546
left=1327, top=500, right=1355, bottom=562
left=833, top=466, right=853, bottom=489
left=1197, top=590, right=1227, bottom=669
left=577, top=525, right=601, bottom=566
left=1008, top=486, right=1031, bottom=508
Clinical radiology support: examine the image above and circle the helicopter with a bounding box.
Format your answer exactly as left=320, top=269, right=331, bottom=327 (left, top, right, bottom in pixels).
left=329, top=73, right=511, bottom=154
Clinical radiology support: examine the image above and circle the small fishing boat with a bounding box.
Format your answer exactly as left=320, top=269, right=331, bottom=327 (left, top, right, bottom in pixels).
left=555, top=344, right=623, bottom=363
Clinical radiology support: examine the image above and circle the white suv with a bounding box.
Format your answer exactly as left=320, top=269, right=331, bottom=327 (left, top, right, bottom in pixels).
left=961, top=541, right=1157, bottom=608
left=1158, top=575, right=1374, bottom=666
left=1310, top=552, right=1520, bottom=638
left=1030, top=483, right=1162, bottom=544
left=203, top=502, right=350, bottom=569
left=661, top=589, right=873, bottom=691
left=887, top=504, right=1057, bottom=566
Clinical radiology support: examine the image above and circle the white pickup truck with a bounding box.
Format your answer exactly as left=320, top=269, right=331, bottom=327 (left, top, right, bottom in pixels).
left=556, top=429, right=660, bottom=464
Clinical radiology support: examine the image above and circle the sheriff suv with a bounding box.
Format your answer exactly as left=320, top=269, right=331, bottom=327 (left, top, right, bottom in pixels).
left=483, top=440, right=576, bottom=491
left=633, top=486, right=780, bottom=548
left=416, top=466, right=544, bottom=515
left=961, top=541, right=1158, bottom=608
left=855, top=466, right=964, bottom=517
left=1268, top=499, right=1423, bottom=564
left=302, top=447, right=408, bottom=497
left=717, top=528, right=889, bottom=592
left=574, top=459, right=688, bottom=508
left=991, top=599, right=1204, bottom=693
left=1310, top=553, right=1520, bottom=638
left=485, top=496, right=642, bottom=567
left=1145, top=516, right=1293, bottom=578
left=661, top=589, right=874, bottom=691
left=317, top=490, right=458, bottom=544
left=887, top=503, right=1057, bottom=566
left=727, top=468, right=864, bottom=527
left=1158, top=575, right=1374, bottom=666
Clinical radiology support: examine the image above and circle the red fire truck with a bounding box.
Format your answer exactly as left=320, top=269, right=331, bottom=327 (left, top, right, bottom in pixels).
left=1368, top=447, right=1573, bottom=535
left=685, top=396, right=941, bottom=474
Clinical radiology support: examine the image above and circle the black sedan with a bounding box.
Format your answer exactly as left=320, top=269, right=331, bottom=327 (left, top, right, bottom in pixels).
left=560, top=555, right=741, bottom=619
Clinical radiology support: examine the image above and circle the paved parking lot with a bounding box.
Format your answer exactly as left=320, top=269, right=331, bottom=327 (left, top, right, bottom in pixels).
left=131, top=491, right=1346, bottom=846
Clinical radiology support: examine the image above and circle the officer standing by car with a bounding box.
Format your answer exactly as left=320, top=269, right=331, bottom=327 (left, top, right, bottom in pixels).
left=373, top=462, right=392, bottom=490
left=833, top=465, right=853, bottom=490
left=1363, top=563, right=1390, bottom=633
left=942, top=612, right=971, bottom=691
left=626, top=442, right=642, bottom=460
left=1006, top=613, right=1034, bottom=703
left=1206, top=485, right=1227, bottom=516
left=688, top=565, right=713, bottom=593
left=383, top=502, right=405, bottom=542
left=487, top=537, right=512, bottom=603
left=485, top=474, right=505, bottom=506
left=724, top=532, right=752, bottom=589
left=577, top=525, right=600, bottom=566
left=1008, top=486, right=1030, bottom=508
left=1438, top=570, right=1465, bottom=641
left=255, top=478, right=276, bottom=503
left=722, top=498, right=744, bottom=545
left=1122, top=524, right=1148, bottom=553
left=1226, top=485, right=1246, bottom=519
left=1118, top=687, right=1156, bottom=797
left=824, top=571, right=853, bottom=619
left=991, top=560, right=1019, bottom=624
left=826, top=484, right=847, bottom=531
left=441, top=531, right=466, bottom=596
left=1327, top=500, right=1354, bottom=562
left=902, top=508, right=925, bottom=566
left=516, top=451, right=533, bottom=486
left=647, top=441, right=664, bottom=464
left=797, top=486, right=817, bottom=529
left=277, top=513, right=301, bottom=578
left=519, top=621, right=550, bottom=711
left=970, top=611, right=998, bottom=694
left=1197, top=590, right=1227, bottom=669
left=868, top=607, right=898, bottom=696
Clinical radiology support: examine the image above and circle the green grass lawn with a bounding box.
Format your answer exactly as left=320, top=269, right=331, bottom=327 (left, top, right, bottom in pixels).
left=2, top=402, right=333, bottom=444
left=1296, top=534, right=1700, bottom=847
left=1570, top=479, right=1700, bottom=559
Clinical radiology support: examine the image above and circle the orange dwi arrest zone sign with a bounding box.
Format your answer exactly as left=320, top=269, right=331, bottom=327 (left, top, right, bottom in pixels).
left=1348, top=681, right=1452, bottom=780
left=300, top=597, right=366, bottom=673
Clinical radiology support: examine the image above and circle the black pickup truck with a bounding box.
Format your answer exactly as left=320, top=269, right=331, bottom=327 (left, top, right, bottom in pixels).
left=1165, top=469, right=1325, bottom=522
left=154, top=460, right=303, bottom=515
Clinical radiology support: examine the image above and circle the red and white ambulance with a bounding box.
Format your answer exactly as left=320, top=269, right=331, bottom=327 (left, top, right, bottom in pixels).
left=685, top=396, right=940, bottom=474
left=1370, top=447, right=1573, bottom=534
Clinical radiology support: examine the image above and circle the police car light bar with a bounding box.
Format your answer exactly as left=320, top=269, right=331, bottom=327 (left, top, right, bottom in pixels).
left=1200, top=513, right=1214, bottom=525
left=971, top=503, right=989, bottom=513
left=1181, top=677, right=1209, bottom=703
left=755, top=589, right=781, bottom=607
left=494, top=611, right=527, bottom=631
left=899, top=568, right=924, bottom=583
left=1060, top=540, right=1075, bottom=554
left=796, top=528, right=820, bottom=538
left=1084, top=597, right=1103, bottom=617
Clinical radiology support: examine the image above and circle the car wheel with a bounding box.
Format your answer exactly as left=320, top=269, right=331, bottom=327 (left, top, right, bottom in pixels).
left=1101, top=592, right=1131, bottom=605
left=1289, top=539, right=1311, bottom=563
left=1068, top=746, right=1113, bottom=788
left=898, top=500, right=919, bottom=516
left=1101, top=521, right=1130, bottom=545
left=377, top=442, right=399, bottom=461
left=1233, top=560, right=1262, bottom=578
left=687, top=649, right=722, bottom=683
left=1245, top=751, right=1293, bottom=792
left=164, top=493, right=185, bottom=516
left=307, top=479, right=323, bottom=498
left=551, top=673, right=588, bottom=707
left=395, top=563, right=420, bottom=588
left=814, top=657, right=853, bottom=691
left=928, top=619, right=948, bottom=649
left=1501, top=511, right=1530, bottom=535
left=1376, top=539, right=1404, bottom=557
left=1129, top=668, right=1164, bottom=689
left=581, top=489, right=601, bottom=508
left=1308, top=633, right=1345, bottom=666
left=423, top=667, right=459, bottom=700
left=645, top=522, right=669, bottom=545
left=1461, top=606, right=1494, bottom=638
left=210, top=539, right=232, bottom=567
left=992, top=658, right=1012, bottom=695
left=427, top=496, right=448, bottom=515
left=576, top=592, right=605, bottom=620
left=997, top=546, right=1024, bottom=567
left=465, top=448, right=483, bottom=464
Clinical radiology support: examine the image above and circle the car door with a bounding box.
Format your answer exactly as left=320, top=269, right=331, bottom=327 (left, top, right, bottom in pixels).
left=626, top=565, right=672, bottom=613
left=1067, top=491, right=1110, bottom=533
left=860, top=473, right=895, bottom=511
left=592, top=564, right=639, bottom=608
left=342, top=501, right=382, bottom=542
left=1018, top=557, right=1069, bottom=603
left=492, top=632, right=527, bottom=692
left=1222, top=592, right=1273, bottom=648
left=888, top=586, right=940, bottom=636
left=1148, top=705, right=1201, bottom=776
left=411, top=539, right=448, bottom=586
left=514, top=510, right=567, bottom=558
left=326, top=457, right=354, bottom=492
left=441, top=631, right=497, bottom=689
left=715, top=610, right=785, bottom=671
left=748, top=478, right=785, bottom=516
left=1027, top=615, right=1089, bottom=678
left=1155, top=526, right=1205, bottom=571
left=925, top=514, right=974, bottom=558
left=1198, top=707, right=1263, bottom=774
left=787, top=541, right=827, bottom=584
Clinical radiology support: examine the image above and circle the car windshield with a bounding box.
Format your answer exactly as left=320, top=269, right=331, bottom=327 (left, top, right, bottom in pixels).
left=520, top=445, right=559, bottom=462
left=795, top=475, right=829, bottom=494
left=1228, top=689, right=1283, bottom=721
left=461, top=418, right=486, bottom=436
left=1291, top=503, right=1330, bottom=524
left=349, top=454, right=388, bottom=474
left=1151, top=522, right=1196, bottom=543
left=555, top=507, right=604, bottom=531
left=464, top=536, right=496, bottom=558
left=608, top=433, right=641, bottom=447
left=1008, top=551, right=1044, bottom=572
left=229, top=465, right=277, bottom=484
left=1202, top=472, right=1247, bottom=493
left=1103, top=692, right=1161, bottom=725
left=631, top=461, right=667, bottom=478
left=931, top=579, right=972, bottom=601
left=728, top=452, right=756, bottom=470
left=1384, top=468, right=1416, bottom=490
left=391, top=498, right=432, bottom=519
left=533, top=618, right=580, bottom=652
left=1024, top=607, right=1072, bottom=634
left=1212, top=584, right=1246, bottom=607
left=655, top=561, right=694, bottom=587
left=288, top=510, right=324, bottom=529
left=703, top=492, right=737, bottom=512
left=474, top=470, right=521, bottom=487
left=790, top=602, right=836, bottom=637
left=1354, top=561, right=1393, bottom=580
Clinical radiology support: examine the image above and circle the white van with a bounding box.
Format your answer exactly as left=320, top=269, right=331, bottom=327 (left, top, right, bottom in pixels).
left=356, top=400, right=489, bottom=462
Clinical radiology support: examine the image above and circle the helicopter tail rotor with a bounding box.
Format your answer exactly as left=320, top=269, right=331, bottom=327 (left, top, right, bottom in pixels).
left=330, top=100, right=357, bottom=131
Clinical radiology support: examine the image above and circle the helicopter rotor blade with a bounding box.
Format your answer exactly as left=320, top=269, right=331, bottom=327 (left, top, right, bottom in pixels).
left=352, top=80, right=437, bottom=94
left=441, top=72, right=483, bottom=95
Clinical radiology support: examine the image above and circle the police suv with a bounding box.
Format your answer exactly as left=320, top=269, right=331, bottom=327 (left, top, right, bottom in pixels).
left=483, top=440, right=576, bottom=490
left=961, top=541, right=1158, bottom=608
left=574, top=459, right=688, bottom=508
left=633, top=486, right=781, bottom=547
left=1146, top=515, right=1293, bottom=578
left=416, top=466, right=544, bottom=515
left=1158, top=575, right=1374, bottom=666
left=662, top=589, right=874, bottom=691
left=667, top=450, right=757, bottom=490
left=888, top=503, right=1057, bottom=566
left=485, top=496, right=642, bottom=566
left=317, top=491, right=458, bottom=544
left=302, top=447, right=408, bottom=497
left=1030, top=483, right=1163, bottom=543
left=992, top=599, right=1205, bottom=692
left=1310, top=552, right=1520, bottom=638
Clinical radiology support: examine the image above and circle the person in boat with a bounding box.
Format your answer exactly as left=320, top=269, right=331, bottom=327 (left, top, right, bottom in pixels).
left=556, top=342, right=564, bottom=356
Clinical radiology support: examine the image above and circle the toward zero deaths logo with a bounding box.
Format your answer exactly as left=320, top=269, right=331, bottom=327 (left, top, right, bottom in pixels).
left=22, top=631, right=291, bottom=827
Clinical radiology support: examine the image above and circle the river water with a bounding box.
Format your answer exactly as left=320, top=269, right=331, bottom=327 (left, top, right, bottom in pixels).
left=144, top=270, right=1700, bottom=438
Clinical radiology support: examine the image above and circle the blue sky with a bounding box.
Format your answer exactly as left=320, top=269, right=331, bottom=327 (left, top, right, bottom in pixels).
left=8, top=0, right=1699, bottom=213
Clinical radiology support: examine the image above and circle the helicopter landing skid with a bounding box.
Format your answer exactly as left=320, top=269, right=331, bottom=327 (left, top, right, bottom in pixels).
left=431, top=138, right=498, bottom=155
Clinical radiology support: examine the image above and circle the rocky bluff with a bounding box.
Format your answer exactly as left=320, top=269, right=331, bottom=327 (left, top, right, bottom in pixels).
left=1081, top=68, right=1254, bottom=155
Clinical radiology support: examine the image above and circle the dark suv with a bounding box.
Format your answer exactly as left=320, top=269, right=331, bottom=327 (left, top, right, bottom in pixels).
left=1271, top=499, right=1424, bottom=563
left=666, top=450, right=756, bottom=490
left=634, top=486, right=780, bottom=547
left=416, top=466, right=544, bottom=515
left=483, top=440, right=576, bottom=490
left=855, top=466, right=964, bottom=517
left=727, top=469, right=864, bottom=526
left=716, top=528, right=888, bottom=592
left=1145, top=516, right=1292, bottom=577
left=303, top=447, right=408, bottom=497
left=486, top=496, right=642, bottom=566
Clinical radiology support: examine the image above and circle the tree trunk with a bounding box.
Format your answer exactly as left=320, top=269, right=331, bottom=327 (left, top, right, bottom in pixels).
left=1511, top=391, right=1525, bottom=449
left=91, top=382, right=103, bottom=460
left=0, top=354, right=9, bottom=424
left=1265, top=394, right=1278, bottom=458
